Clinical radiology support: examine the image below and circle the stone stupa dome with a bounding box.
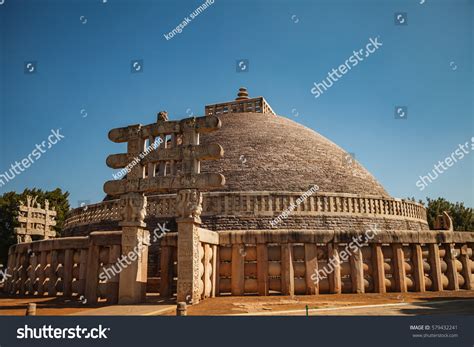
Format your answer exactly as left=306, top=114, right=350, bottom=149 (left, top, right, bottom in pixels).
left=200, top=110, right=388, bottom=197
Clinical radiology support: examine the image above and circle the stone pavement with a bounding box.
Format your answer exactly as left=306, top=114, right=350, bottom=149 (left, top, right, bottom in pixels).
left=71, top=304, right=175, bottom=316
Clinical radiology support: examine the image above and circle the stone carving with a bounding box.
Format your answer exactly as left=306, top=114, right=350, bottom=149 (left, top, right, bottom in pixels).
left=176, top=189, right=203, bottom=222
left=15, top=195, right=56, bottom=243
left=434, top=211, right=454, bottom=232
left=120, top=193, right=147, bottom=226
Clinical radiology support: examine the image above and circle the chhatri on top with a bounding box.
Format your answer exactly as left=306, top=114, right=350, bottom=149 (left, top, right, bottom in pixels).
left=205, top=88, right=276, bottom=117
left=235, top=87, right=249, bottom=100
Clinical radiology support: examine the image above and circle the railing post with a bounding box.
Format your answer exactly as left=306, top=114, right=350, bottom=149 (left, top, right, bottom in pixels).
left=48, top=250, right=58, bottom=296
left=160, top=245, right=173, bottom=298
left=459, top=244, right=472, bottom=290
left=392, top=244, right=407, bottom=292
left=412, top=244, right=425, bottom=292
left=281, top=243, right=295, bottom=296
left=328, top=243, right=341, bottom=294
left=63, top=249, right=73, bottom=297
left=429, top=243, right=443, bottom=291
left=350, top=247, right=364, bottom=293
left=231, top=244, right=245, bottom=296
left=444, top=244, right=459, bottom=291
left=304, top=244, right=318, bottom=295
left=85, top=237, right=100, bottom=303
left=372, top=244, right=386, bottom=293
left=257, top=243, right=269, bottom=296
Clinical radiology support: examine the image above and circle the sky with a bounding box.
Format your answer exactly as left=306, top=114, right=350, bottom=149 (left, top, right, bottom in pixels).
left=0, top=0, right=472, bottom=208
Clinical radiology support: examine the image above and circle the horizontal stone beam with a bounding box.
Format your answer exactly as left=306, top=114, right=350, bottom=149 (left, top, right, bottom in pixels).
left=106, top=143, right=224, bottom=169
left=9, top=237, right=90, bottom=254
left=14, top=228, right=56, bottom=236
left=108, top=115, right=221, bottom=143
left=217, top=230, right=474, bottom=245
left=198, top=228, right=219, bottom=245
left=103, top=173, right=226, bottom=195
left=18, top=209, right=57, bottom=217
left=17, top=216, right=57, bottom=225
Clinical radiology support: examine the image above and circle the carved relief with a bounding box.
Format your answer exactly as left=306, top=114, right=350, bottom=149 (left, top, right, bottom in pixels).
left=176, top=189, right=203, bottom=222
left=14, top=195, right=56, bottom=243
left=120, top=193, right=147, bottom=225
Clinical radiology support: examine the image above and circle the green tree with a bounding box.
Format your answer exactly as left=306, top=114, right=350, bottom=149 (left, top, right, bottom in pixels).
left=425, top=197, right=473, bottom=231
left=0, top=188, right=70, bottom=265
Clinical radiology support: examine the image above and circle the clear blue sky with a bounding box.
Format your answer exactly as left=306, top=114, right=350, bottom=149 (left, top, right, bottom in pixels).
left=0, top=0, right=472, bottom=207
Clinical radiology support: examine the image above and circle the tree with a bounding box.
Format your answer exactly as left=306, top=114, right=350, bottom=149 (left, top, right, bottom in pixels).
left=0, top=188, right=70, bottom=265
left=425, top=197, right=473, bottom=231
left=407, top=196, right=474, bottom=231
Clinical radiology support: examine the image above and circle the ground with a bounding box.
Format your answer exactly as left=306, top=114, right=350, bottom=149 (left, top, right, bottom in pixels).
left=0, top=291, right=473, bottom=316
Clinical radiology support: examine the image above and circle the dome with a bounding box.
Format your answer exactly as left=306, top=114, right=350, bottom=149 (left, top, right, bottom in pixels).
left=201, top=111, right=389, bottom=197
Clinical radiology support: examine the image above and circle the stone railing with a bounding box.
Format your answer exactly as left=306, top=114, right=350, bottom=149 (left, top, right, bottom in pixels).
left=5, top=229, right=473, bottom=301
left=4, top=232, right=122, bottom=304
left=215, top=230, right=473, bottom=295
left=139, top=228, right=219, bottom=302
left=64, top=192, right=428, bottom=231
left=205, top=96, right=276, bottom=117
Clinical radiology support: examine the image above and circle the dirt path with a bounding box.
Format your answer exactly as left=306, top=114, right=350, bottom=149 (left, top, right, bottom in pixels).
left=1, top=291, right=474, bottom=316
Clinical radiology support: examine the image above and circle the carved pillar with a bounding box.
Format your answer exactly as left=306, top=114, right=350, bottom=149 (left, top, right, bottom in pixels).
left=118, top=192, right=149, bottom=304
left=176, top=189, right=204, bottom=304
